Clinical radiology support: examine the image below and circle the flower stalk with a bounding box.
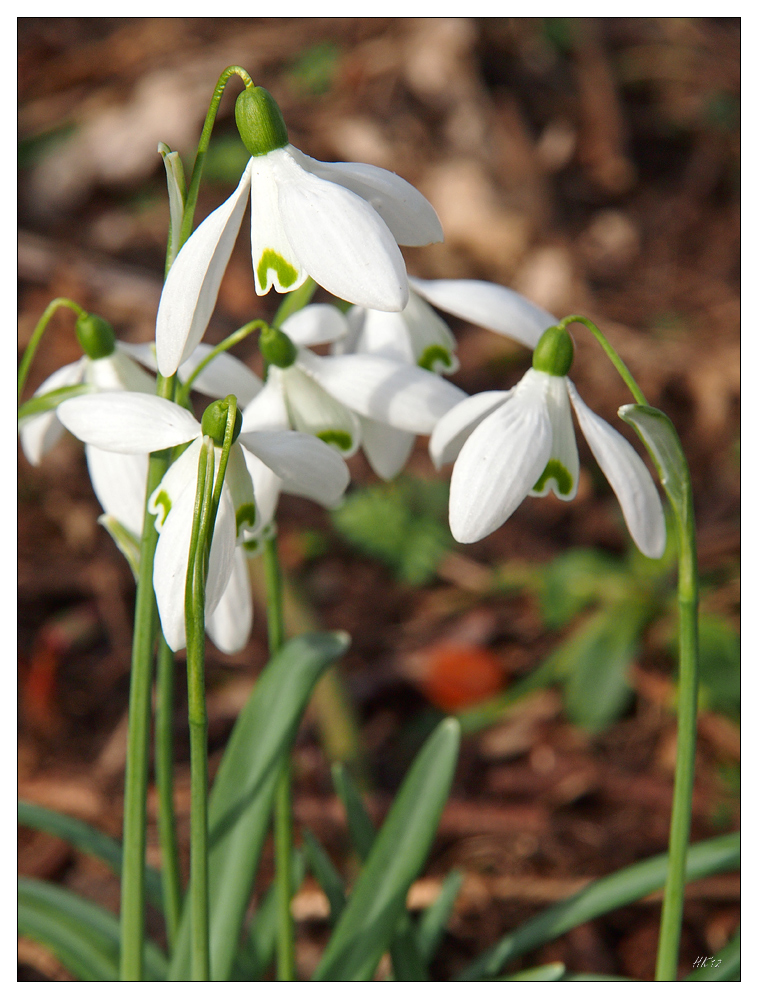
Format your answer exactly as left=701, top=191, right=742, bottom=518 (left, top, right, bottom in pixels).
left=18, top=297, right=87, bottom=401
left=155, top=633, right=182, bottom=953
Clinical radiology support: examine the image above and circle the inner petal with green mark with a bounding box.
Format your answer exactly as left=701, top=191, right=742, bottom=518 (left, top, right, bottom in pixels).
left=532, top=458, right=573, bottom=498
left=417, top=345, right=453, bottom=373
left=257, top=249, right=299, bottom=292
left=235, top=502, right=257, bottom=535
left=151, top=489, right=172, bottom=527
left=317, top=429, right=353, bottom=452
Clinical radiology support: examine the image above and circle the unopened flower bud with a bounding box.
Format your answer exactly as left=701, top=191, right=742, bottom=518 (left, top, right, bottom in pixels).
left=201, top=397, right=242, bottom=446
left=235, top=86, right=288, bottom=157
left=532, top=325, right=574, bottom=377
left=75, top=313, right=116, bottom=360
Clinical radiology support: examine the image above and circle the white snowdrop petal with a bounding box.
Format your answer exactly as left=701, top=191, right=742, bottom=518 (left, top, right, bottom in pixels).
left=238, top=430, right=350, bottom=508
left=241, top=374, right=290, bottom=433
left=205, top=486, right=238, bottom=616
left=19, top=358, right=87, bottom=465
left=352, top=308, right=415, bottom=365
left=568, top=382, right=666, bottom=559
left=88, top=352, right=156, bottom=393
left=297, top=351, right=466, bottom=434
left=429, top=390, right=511, bottom=469
left=401, top=291, right=459, bottom=373
left=156, top=161, right=253, bottom=376
left=359, top=417, right=416, bottom=481
left=280, top=304, right=350, bottom=347
left=178, top=344, right=263, bottom=407
left=410, top=278, right=557, bottom=350
left=240, top=447, right=282, bottom=529
left=529, top=376, right=579, bottom=500
left=449, top=384, right=552, bottom=544
left=224, top=443, right=259, bottom=538
left=58, top=392, right=200, bottom=453
left=289, top=146, right=443, bottom=247
left=206, top=547, right=252, bottom=655
left=281, top=362, right=361, bottom=456
left=86, top=445, right=148, bottom=538
left=248, top=153, right=306, bottom=295
left=273, top=149, right=409, bottom=312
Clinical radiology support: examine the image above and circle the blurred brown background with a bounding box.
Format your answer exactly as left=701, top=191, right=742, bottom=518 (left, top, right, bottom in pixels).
left=18, top=18, right=739, bottom=981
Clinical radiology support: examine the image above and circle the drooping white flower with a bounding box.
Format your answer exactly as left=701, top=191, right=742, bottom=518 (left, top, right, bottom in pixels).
left=155, top=85, right=443, bottom=377
left=57, top=391, right=349, bottom=651
left=243, top=304, right=467, bottom=486
left=19, top=344, right=155, bottom=466
left=430, top=326, right=666, bottom=559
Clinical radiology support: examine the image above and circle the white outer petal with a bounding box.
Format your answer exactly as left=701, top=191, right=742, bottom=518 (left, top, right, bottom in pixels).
left=272, top=148, right=409, bottom=312
left=449, top=376, right=552, bottom=543
left=280, top=304, right=349, bottom=347
left=289, top=146, right=444, bottom=246
left=238, top=430, right=350, bottom=509
left=177, top=344, right=263, bottom=407
left=568, top=382, right=666, bottom=559
left=156, top=161, right=252, bottom=375
left=429, top=390, right=512, bottom=469
left=409, top=278, right=557, bottom=350
left=149, top=439, right=203, bottom=530
left=87, top=352, right=156, bottom=393
left=86, top=444, right=148, bottom=537
left=359, top=417, right=415, bottom=480
left=57, top=392, right=200, bottom=453
left=206, top=547, right=252, bottom=655
left=241, top=447, right=281, bottom=530
left=241, top=374, right=290, bottom=432
left=115, top=340, right=157, bottom=369
left=19, top=358, right=87, bottom=465
left=297, top=351, right=466, bottom=434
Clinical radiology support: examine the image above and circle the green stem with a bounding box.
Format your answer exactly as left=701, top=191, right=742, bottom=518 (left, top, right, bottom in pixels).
left=263, top=535, right=296, bottom=981
left=120, top=372, right=175, bottom=981
left=655, top=471, right=699, bottom=980
left=154, top=634, right=182, bottom=954
left=178, top=66, right=253, bottom=253
left=18, top=297, right=86, bottom=401
left=559, top=315, right=648, bottom=406
left=184, top=439, right=216, bottom=981
left=176, top=323, right=267, bottom=407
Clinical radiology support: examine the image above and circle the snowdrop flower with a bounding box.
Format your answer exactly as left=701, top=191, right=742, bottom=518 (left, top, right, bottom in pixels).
left=57, top=391, right=349, bottom=651
left=431, top=324, right=666, bottom=558
left=242, top=304, right=467, bottom=485
left=155, top=85, right=443, bottom=376
left=18, top=313, right=155, bottom=466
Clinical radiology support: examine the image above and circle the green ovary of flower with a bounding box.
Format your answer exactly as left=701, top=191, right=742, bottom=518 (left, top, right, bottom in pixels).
left=259, top=325, right=298, bottom=368
left=201, top=399, right=243, bottom=446
left=75, top=313, right=116, bottom=360
left=533, top=458, right=573, bottom=495
left=532, top=326, right=574, bottom=377
left=235, top=86, right=289, bottom=156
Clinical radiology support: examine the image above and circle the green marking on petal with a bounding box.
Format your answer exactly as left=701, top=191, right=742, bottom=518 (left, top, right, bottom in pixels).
left=152, top=490, right=172, bottom=525
left=417, top=345, right=453, bottom=372
left=317, top=429, right=353, bottom=452
left=533, top=459, right=573, bottom=496
left=257, top=249, right=298, bottom=291
left=243, top=536, right=263, bottom=555
left=236, top=502, right=257, bottom=535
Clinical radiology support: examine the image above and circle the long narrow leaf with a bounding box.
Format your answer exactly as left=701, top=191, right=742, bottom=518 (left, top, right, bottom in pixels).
left=302, top=828, right=346, bottom=925
left=169, top=631, right=349, bottom=981
left=18, top=878, right=167, bottom=981
left=233, top=850, right=305, bottom=980
left=331, top=762, right=428, bottom=980
left=415, top=869, right=464, bottom=963
left=18, top=801, right=164, bottom=911
left=313, top=718, right=460, bottom=981
left=456, top=832, right=739, bottom=980
left=499, top=962, right=566, bottom=981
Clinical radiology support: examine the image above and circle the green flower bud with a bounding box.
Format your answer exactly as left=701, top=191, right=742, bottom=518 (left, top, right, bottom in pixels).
left=75, top=313, right=116, bottom=360
left=201, top=398, right=243, bottom=447
left=235, top=86, right=288, bottom=157
left=532, top=325, right=574, bottom=377
left=259, top=326, right=297, bottom=369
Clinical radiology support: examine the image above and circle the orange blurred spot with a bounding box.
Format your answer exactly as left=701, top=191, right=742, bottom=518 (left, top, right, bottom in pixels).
left=416, top=642, right=505, bottom=713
